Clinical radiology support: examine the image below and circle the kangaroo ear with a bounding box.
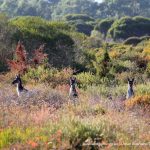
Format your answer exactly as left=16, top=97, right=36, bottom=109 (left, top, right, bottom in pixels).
left=17, top=74, right=21, bottom=78
left=70, top=77, right=72, bottom=81
left=127, top=78, right=130, bottom=81
left=132, top=78, right=134, bottom=82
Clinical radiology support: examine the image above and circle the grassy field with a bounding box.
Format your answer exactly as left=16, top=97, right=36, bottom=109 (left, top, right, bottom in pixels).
left=0, top=74, right=149, bottom=150
left=0, top=36, right=150, bottom=150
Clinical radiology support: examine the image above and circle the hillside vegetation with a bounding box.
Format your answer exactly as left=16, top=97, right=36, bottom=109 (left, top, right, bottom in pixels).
left=0, top=0, right=150, bottom=19
left=0, top=13, right=150, bottom=72
left=0, top=4, right=150, bottom=149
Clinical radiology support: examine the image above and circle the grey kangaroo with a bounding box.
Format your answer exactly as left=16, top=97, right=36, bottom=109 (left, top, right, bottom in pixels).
left=126, top=78, right=134, bottom=99
left=69, top=77, right=78, bottom=104
left=12, top=75, right=28, bottom=96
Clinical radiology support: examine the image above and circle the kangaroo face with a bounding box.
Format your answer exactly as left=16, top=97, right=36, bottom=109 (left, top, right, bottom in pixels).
left=70, top=77, right=76, bottom=86
left=126, top=78, right=135, bottom=99
left=128, top=78, right=134, bottom=88
left=69, top=77, right=78, bottom=97
left=12, top=75, right=21, bottom=85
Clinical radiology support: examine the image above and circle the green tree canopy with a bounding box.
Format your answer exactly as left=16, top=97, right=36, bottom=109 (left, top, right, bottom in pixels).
left=95, top=18, right=114, bottom=38
left=64, top=14, right=95, bottom=22
left=108, top=16, right=150, bottom=40
left=0, top=13, right=17, bottom=71
left=1, top=0, right=150, bottom=19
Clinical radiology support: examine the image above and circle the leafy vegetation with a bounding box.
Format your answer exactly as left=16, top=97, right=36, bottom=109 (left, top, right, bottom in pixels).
left=1, top=16, right=86, bottom=71
left=125, top=95, right=150, bottom=109
left=0, top=1, right=150, bottom=148
left=0, top=14, right=17, bottom=72
left=108, top=16, right=150, bottom=40
left=95, top=18, right=114, bottom=38
left=1, top=0, right=150, bottom=19
left=64, top=14, right=95, bottom=22
left=64, top=14, right=95, bottom=35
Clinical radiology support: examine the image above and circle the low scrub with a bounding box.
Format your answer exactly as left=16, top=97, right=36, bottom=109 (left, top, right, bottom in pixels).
left=125, top=95, right=150, bottom=109
left=23, top=66, right=73, bottom=88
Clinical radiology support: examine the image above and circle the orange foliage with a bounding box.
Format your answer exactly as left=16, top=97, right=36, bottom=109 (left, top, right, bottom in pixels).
left=7, top=42, right=48, bottom=74
left=28, top=140, right=38, bottom=148
left=109, top=50, right=120, bottom=59
left=125, top=95, right=150, bottom=108
left=49, top=129, right=63, bottom=147
left=32, top=44, right=48, bottom=66
left=7, top=41, right=28, bottom=74
left=143, top=46, right=150, bottom=55
left=143, top=41, right=150, bottom=61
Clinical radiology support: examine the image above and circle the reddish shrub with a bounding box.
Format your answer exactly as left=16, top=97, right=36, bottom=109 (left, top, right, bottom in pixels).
left=7, top=41, right=28, bottom=74
left=32, top=44, right=48, bottom=66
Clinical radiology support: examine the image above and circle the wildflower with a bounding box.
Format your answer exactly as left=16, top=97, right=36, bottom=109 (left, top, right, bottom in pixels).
left=28, top=140, right=38, bottom=148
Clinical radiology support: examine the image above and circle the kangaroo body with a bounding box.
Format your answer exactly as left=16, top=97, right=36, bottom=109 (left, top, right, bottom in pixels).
left=69, top=77, right=78, bottom=105
left=12, top=75, right=28, bottom=96
left=69, top=85, right=78, bottom=97
left=126, top=78, right=134, bottom=99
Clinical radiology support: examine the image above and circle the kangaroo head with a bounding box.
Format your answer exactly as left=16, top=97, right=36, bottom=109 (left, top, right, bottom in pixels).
left=127, top=78, right=134, bottom=88
left=12, top=74, right=21, bottom=85
left=70, top=77, right=76, bottom=86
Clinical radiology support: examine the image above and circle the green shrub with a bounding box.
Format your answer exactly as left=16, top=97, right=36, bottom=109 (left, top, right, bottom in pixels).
left=0, top=14, right=17, bottom=72
left=64, top=14, right=94, bottom=22
left=9, top=16, right=75, bottom=68
left=135, top=83, right=150, bottom=95
left=0, top=116, right=124, bottom=149
left=111, top=63, right=128, bottom=74
left=23, top=66, right=73, bottom=87
left=146, top=62, right=150, bottom=77
left=108, top=16, right=150, bottom=40
left=76, top=72, right=98, bottom=88
left=75, top=22, right=94, bottom=35
left=92, top=47, right=112, bottom=77
left=95, top=18, right=114, bottom=38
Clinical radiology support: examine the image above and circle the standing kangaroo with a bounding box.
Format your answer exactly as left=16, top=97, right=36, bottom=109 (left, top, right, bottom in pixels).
left=69, top=77, right=78, bottom=104
left=126, top=78, right=134, bottom=99
left=12, top=75, right=28, bottom=96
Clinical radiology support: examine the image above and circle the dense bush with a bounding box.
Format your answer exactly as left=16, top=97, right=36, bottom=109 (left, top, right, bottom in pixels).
left=146, top=62, right=150, bottom=77
left=0, top=0, right=54, bottom=19
left=0, top=14, right=17, bottom=72
left=0, top=15, right=98, bottom=72
left=64, top=14, right=94, bottom=22
left=92, top=46, right=112, bottom=78
left=64, top=14, right=95, bottom=36
left=108, top=16, right=150, bottom=40
left=9, top=16, right=76, bottom=68
left=51, top=0, right=98, bottom=20
left=95, top=18, right=114, bottom=38
left=125, top=95, right=150, bottom=109
left=75, top=22, right=94, bottom=35
left=23, top=66, right=73, bottom=88
left=1, top=0, right=150, bottom=20
left=7, top=42, right=28, bottom=74
left=7, top=42, right=48, bottom=74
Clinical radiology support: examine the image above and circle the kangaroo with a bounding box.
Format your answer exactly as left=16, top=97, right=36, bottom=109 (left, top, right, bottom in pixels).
left=69, top=77, right=78, bottom=104
left=126, top=78, right=134, bottom=99
left=12, top=75, right=28, bottom=96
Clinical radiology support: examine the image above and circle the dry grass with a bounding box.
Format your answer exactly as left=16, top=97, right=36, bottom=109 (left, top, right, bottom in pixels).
left=0, top=76, right=150, bottom=149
